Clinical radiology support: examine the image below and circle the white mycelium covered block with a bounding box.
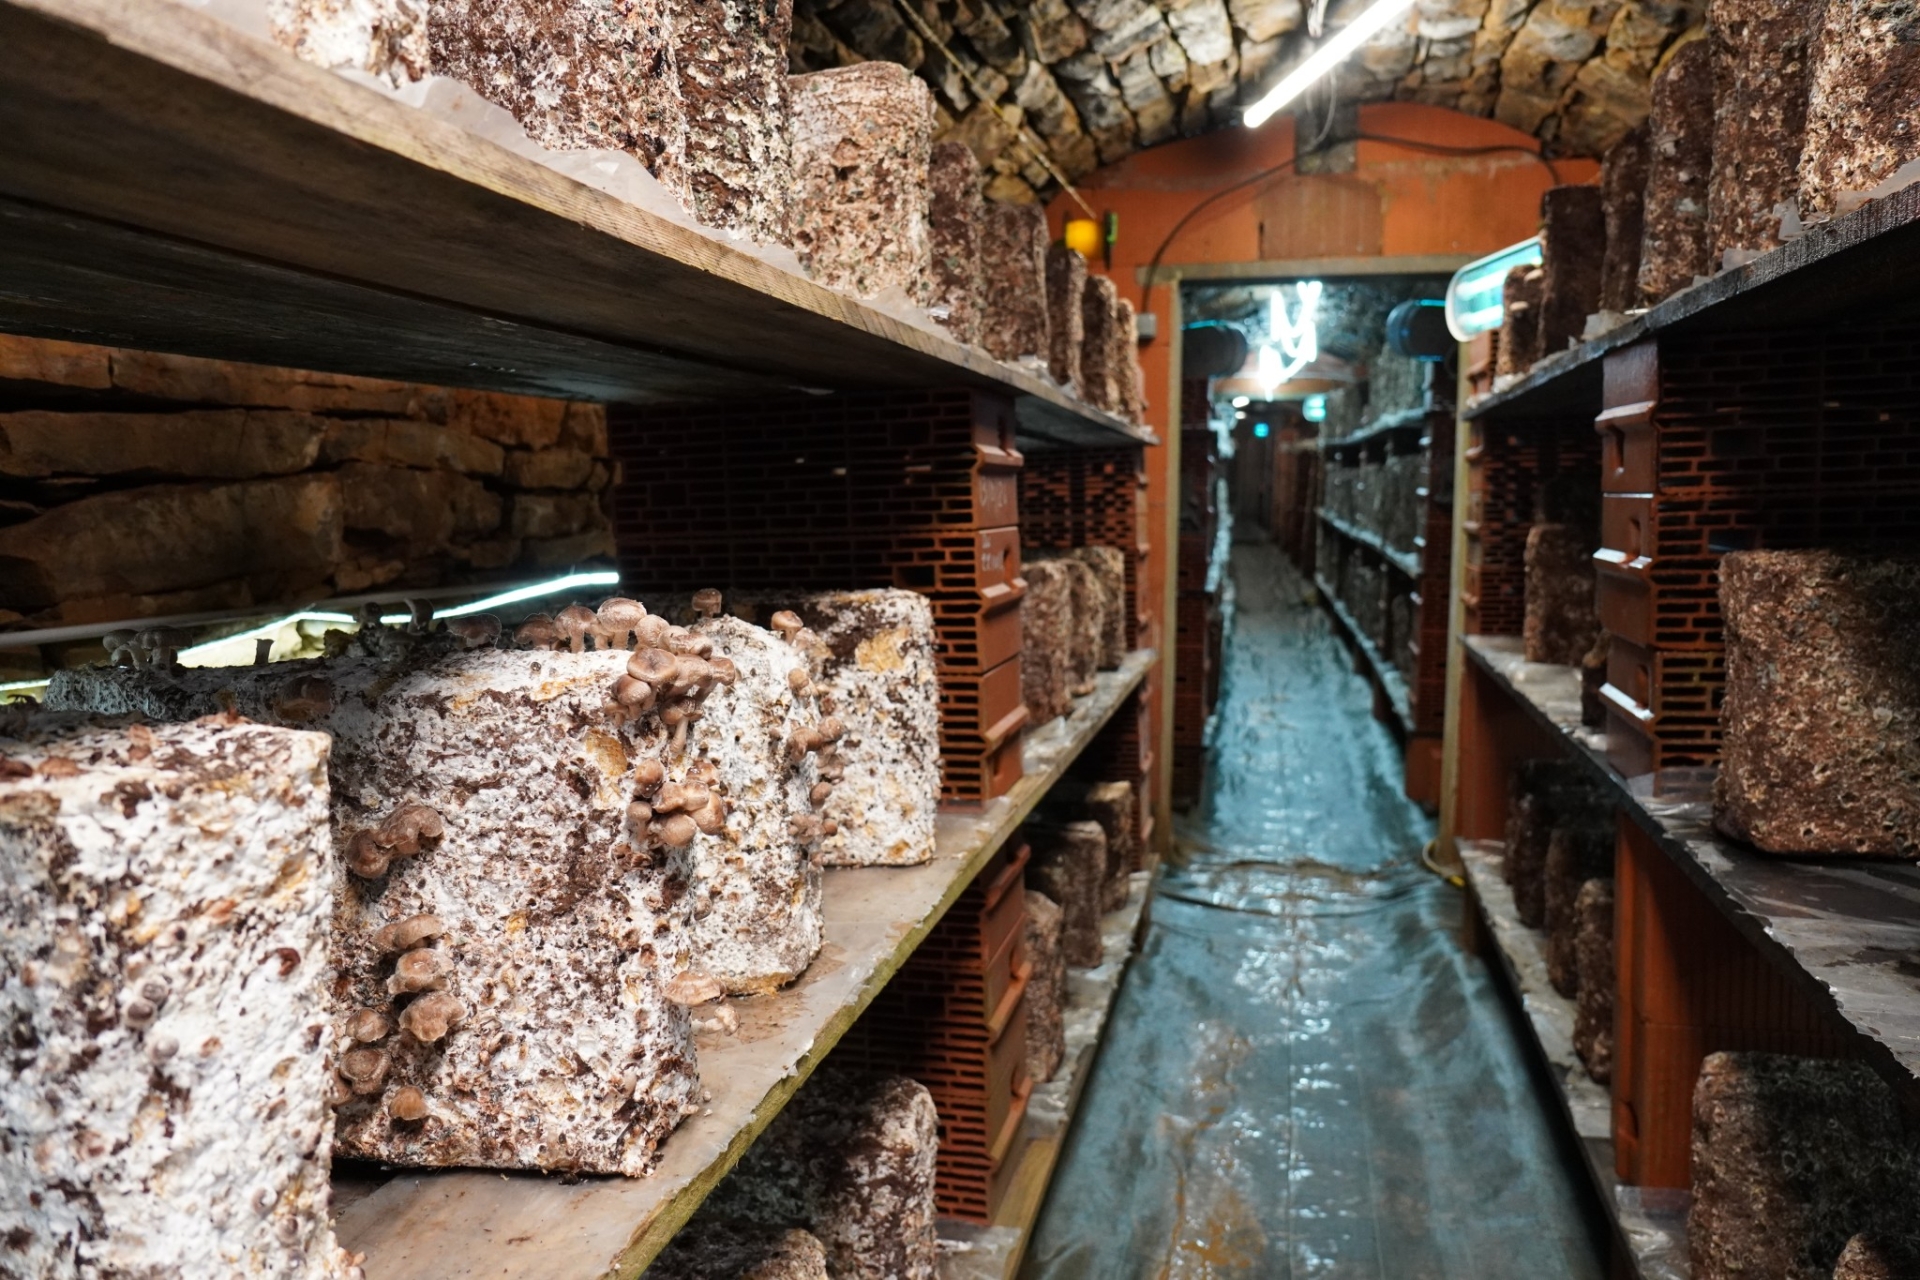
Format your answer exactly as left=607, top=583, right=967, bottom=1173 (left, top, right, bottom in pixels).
left=0, top=717, right=356, bottom=1279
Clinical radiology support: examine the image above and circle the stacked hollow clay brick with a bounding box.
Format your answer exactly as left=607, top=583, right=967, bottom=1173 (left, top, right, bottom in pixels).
left=610, top=389, right=1030, bottom=802
left=833, top=840, right=1035, bottom=1222
left=1587, top=327, right=1920, bottom=783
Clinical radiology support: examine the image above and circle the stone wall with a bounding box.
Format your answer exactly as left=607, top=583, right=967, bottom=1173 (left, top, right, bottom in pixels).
left=0, top=336, right=614, bottom=637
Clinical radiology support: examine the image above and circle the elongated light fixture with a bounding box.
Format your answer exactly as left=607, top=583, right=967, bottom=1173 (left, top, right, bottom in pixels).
left=1243, top=0, right=1417, bottom=128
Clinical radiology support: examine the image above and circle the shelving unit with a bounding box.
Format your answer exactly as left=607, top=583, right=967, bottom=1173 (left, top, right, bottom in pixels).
left=1457, top=840, right=1688, bottom=1280
left=936, top=873, right=1155, bottom=1280
left=333, top=652, right=1154, bottom=1280
left=1312, top=569, right=1413, bottom=731
left=1318, top=508, right=1419, bottom=579
left=1440, top=173, right=1920, bottom=1269
left=0, top=0, right=1148, bottom=451
left=1459, top=637, right=1920, bottom=1105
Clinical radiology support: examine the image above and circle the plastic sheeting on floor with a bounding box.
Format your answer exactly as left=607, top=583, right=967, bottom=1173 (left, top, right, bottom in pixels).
left=1023, top=542, right=1606, bottom=1279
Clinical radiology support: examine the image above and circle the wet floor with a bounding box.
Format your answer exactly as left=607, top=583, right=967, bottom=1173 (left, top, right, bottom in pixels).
left=1023, top=541, right=1606, bottom=1279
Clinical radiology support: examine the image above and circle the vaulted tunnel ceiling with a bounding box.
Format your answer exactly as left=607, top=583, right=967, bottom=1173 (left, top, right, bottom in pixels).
left=789, top=0, right=1704, bottom=203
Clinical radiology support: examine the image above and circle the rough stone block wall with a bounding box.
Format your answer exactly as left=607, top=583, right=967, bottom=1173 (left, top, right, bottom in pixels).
left=788, top=62, right=936, bottom=303
left=0, top=337, right=614, bottom=640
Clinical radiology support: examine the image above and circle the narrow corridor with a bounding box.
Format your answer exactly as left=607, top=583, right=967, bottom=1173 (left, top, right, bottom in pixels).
left=1024, top=541, right=1606, bottom=1279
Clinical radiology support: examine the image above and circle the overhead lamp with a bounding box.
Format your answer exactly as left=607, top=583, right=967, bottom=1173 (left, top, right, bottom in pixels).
left=1444, top=237, right=1544, bottom=339
left=1303, top=394, right=1329, bottom=423
left=1243, top=0, right=1417, bottom=128
left=1232, top=395, right=1251, bottom=407
left=1257, top=280, right=1323, bottom=395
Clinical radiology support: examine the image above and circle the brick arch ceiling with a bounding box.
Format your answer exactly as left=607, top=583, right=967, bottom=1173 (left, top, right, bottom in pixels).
left=790, top=0, right=1703, bottom=202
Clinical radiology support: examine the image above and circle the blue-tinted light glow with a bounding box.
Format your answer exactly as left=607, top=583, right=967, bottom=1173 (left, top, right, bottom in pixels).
left=1253, top=422, right=1271, bottom=438
left=1302, top=394, right=1328, bottom=423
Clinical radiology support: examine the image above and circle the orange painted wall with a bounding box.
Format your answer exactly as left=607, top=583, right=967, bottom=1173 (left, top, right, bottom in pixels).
left=1048, top=102, right=1596, bottom=830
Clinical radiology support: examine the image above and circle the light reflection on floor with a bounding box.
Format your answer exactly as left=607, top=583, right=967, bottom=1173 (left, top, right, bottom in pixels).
left=1022, top=541, right=1606, bottom=1279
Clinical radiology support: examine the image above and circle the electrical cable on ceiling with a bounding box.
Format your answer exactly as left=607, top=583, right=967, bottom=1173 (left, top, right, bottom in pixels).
left=884, top=0, right=1100, bottom=222
left=1137, top=134, right=1565, bottom=321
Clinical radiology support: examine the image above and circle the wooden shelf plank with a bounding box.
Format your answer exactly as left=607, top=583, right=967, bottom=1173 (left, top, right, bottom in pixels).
left=1317, top=508, right=1422, bottom=580
left=332, top=650, right=1157, bottom=1280
left=1458, top=841, right=1689, bottom=1280
left=0, top=0, right=1150, bottom=447
left=1466, top=181, right=1920, bottom=425
left=1312, top=571, right=1414, bottom=732
left=1461, top=635, right=1920, bottom=1108
left=936, top=871, right=1155, bottom=1280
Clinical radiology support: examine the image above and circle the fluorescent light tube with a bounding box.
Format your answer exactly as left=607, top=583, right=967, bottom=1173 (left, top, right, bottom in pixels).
left=1243, top=0, right=1417, bottom=128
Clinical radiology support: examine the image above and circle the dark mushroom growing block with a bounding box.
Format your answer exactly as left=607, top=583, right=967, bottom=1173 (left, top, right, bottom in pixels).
left=1707, top=0, right=1823, bottom=261
left=1689, top=1052, right=1920, bottom=1280
left=1571, top=877, right=1614, bottom=1084
left=1023, top=890, right=1067, bottom=1085
left=1021, top=559, right=1074, bottom=729
left=1027, top=821, right=1107, bottom=967
left=1502, top=759, right=1596, bottom=929
left=1046, top=244, right=1088, bottom=390
left=1716, top=551, right=1920, bottom=857
left=1599, top=123, right=1651, bottom=316
left=927, top=141, right=986, bottom=347
left=1079, top=273, right=1122, bottom=411
left=1799, top=0, right=1920, bottom=222
left=1638, top=35, right=1715, bottom=303
left=0, top=719, right=359, bottom=1279
left=1523, top=522, right=1601, bottom=666
left=647, top=1223, right=831, bottom=1280
left=979, top=201, right=1053, bottom=363
left=1067, top=544, right=1129, bottom=669
left=731, top=589, right=940, bottom=867
left=788, top=62, right=935, bottom=302
left=698, top=1069, right=941, bottom=1280
left=1545, top=823, right=1612, bottom=997
left=667, top=0, right=796, bottom=243
left=1029, top=552, right=1100, bottom=697
left=1497, top=266, right=1546, bottom=376
left=1537, top=185, right=1606, bottom=357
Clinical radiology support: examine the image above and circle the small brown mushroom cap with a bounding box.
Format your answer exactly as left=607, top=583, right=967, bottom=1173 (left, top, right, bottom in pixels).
left=654, top=781, right=711, bottom=814
left=633, top=615, right=671, bottom=650
left=388, top=1085, right=430, bottom=1123
left=406, top=599, right=435, bottom=634
left=809, top=781, right=834, bottom=807
left=788, top=813, right=823, bottom=842
left=708, top=657, right=739, bottom=687
left=514, top=614, right=560, bottom=650
left=387, top=948, right=450, bottom=995
left=686, top=759, right=721, bottom=787
left=664, top=626, right=696, bottom=655
left=652, top=813, right=698, bottom=848
left=273, top=674, right=333, bottom=724
left=821, top=818, right=839, bottom=837
left=627, top=800, right=654, bottom=833
left=629, top=648, right=678, bottom=686
left=340, top=1047, right=391, bottom=1095
left=787, top=668, right=812, bottom=694
left=769, top=610, right=804, bottom=642
left=691, top=588, right=724, bottom=619
left=398, top=992, right=466, bottom=1043
left=816, top=716, right=847, bottom=744
left=632, top=759, right=666, bottom=794
left=663, top=972, right=724, bottom=1007
left=345, top=831, right=391, bottom=880
left=594, top=597, right=647, bottom=649
left=446, top=614, right=502, bottom=650
left=376, top=802, right=445, bottom=856
left=373, top=913, right=446, bottom=954
left=668, top=656, right=713, bottom=698
left=690, top=797, right=726, bottom=835
left=556, top=604, right=598, bottom=653
left=658, top=700, right=693, bottom=728
left=612, top=675, right=655, bottom=715
left=346, top=1010, right=392, bottom=1043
